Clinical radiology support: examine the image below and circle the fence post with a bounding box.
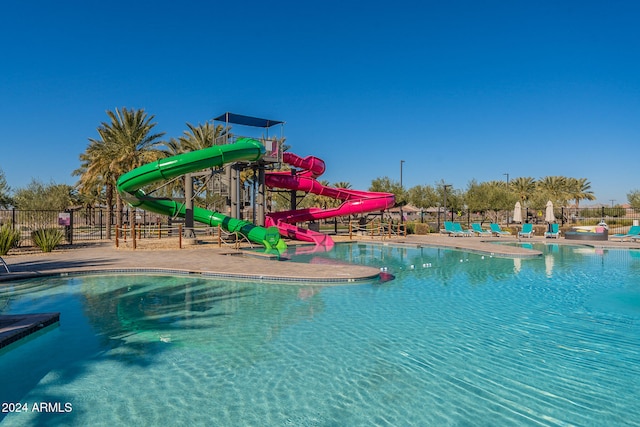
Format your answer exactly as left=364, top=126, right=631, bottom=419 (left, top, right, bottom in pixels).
left=349, top=221, right=352, bottom=240
left=218, top=225, right=222, bottom=247
left=179, top=224, right=182, bottom=249
left=115, top=227, right=119, bottom=248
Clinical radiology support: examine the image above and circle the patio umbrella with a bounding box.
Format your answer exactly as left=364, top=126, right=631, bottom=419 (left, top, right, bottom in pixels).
left=545, top=200, right=556, bottom=223
left=513, top=201, right=523, bottom=223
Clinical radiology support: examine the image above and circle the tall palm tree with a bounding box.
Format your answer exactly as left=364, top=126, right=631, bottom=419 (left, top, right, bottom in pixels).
left=566, top=177, right=595, bottom=210
left=178, top=122, right=231, bottom=201
left=75, top=135, right=117, bottom=237
left=537, top=176, right=568, bottom=206
left=178, top=122, right=228, bottom=151
left=510, top=176, right=536, bottom=205
left=76, top=108, right=165, bottom=236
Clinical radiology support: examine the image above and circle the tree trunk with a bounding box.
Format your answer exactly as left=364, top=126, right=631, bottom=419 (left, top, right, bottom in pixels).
left=116, top=194, right=123, bottom=237
left=106, top=183, right=113, bottom=239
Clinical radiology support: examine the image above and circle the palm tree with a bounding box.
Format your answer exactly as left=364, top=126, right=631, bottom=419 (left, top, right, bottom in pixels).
left=537, top=176, right=568, bottom=206
left=76, top=108, right=165, bottom=237
left=510, top=176, right=536, bottom=205
left=75, top=136, right=117, bottom=237
left=178, top=122, right=231, bottom=203
left=178, top=122, right=228, bottom=151
left=333, top=181, right=352, bottom=190
left=566, top=177, right=595, bottom=210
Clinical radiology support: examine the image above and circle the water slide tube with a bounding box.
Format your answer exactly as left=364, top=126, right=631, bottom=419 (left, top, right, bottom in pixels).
left=117, top=138, right=287, bottom=253
left=265, top=152, right=395, bottom=247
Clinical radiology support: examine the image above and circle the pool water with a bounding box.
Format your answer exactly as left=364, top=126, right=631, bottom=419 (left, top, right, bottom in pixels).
left=1, top=243, right=639, bottom=426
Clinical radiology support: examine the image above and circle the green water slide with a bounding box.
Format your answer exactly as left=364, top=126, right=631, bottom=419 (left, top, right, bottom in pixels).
left=116, top=138, right=286, bottom=252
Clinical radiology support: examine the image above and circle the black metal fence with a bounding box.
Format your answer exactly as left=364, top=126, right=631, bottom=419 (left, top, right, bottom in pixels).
left=2, top=205, right=639, bottom=247
left=1, top=209, right=108, bottom=247
left=0, top=208, right=177, bottom=247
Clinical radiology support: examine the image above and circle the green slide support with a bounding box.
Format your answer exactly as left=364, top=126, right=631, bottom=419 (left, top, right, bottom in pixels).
left=116, top=138, right=286, bottom=252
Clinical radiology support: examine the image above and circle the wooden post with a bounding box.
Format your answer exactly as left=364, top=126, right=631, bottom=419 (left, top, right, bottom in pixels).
left=132, top=223, right=136, bottom=250
left=349, top=221, right=353, bottom=240
left=123, top=224, right=127, bottom=242
left=115, top=227, right=119, bottom=248
left=179, top=224, right=183, bottom=249
left=217, top=225, right=222, bottom=247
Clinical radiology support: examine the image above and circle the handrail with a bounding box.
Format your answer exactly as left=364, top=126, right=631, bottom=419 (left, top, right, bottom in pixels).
left=0, top=256, right=9, bottom=273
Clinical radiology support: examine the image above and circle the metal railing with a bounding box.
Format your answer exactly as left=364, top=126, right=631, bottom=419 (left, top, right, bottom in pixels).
left=0, top=208, right=172, bottom=247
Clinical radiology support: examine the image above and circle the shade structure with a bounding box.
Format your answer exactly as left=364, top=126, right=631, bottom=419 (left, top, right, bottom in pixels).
left=513, top=201, right=523, bottom=223
left=545, top=200, right=556, bottom=223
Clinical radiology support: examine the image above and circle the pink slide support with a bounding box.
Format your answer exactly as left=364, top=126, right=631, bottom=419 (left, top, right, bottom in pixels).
left=265, top=152, right=395, bottom=247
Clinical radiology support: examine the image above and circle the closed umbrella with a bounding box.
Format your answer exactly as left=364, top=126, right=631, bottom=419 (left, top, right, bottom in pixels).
left=545, top=200, right=556, bottom=223
left=513, top=201, right=523, bottom=223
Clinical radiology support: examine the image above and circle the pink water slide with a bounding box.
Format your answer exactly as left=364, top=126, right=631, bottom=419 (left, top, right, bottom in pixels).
left=265, top=152, right=395, bottom=247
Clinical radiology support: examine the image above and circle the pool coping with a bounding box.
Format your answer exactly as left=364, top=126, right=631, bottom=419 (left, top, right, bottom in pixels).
left=0, top=242, right=384, bottom=286
left=0, top=312, right=60, bottom=350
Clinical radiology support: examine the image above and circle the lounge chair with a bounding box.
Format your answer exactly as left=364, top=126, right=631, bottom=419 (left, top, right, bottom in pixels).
left=471, top=223, right=492, bottom=237
left=611, top=225, right=640, bottom=242
left=518, top=223, right=534, bottom=238
left=544, top=223, right=561, bottom=239
left=490, top=223, right=511, bottom=237
left=442, top=221, right=464, bottom=237
left=451, top=222, right=473, bottom=236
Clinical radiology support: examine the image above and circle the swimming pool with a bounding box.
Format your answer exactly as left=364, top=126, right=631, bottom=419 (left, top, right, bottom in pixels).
left=1, top=243, right=639, bottom=426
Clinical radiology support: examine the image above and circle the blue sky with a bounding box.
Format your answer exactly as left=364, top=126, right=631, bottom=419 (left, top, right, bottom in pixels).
left=1, top=1, right=639, bottom=206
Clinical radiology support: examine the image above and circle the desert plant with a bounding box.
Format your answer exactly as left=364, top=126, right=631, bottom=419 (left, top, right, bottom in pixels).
left=414, top=222, right=431, bottom=235
left=31, top=228, right=64, bottom=252
left=0, top=223, right=21, bottom=255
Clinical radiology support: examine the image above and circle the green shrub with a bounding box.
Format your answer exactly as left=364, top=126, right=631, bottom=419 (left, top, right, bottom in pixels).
left=0, top=223, right=21, bottom=255
left=31, top=228, right=64, bottom=252
left=404, top=222, right=415, bottom=235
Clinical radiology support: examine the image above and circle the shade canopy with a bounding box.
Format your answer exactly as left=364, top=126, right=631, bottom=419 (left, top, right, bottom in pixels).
left=513, top=201, right=523, bottom=223
left=545, top=200, right=556, bottom=223
left=214, top=112, right=284, bottom=128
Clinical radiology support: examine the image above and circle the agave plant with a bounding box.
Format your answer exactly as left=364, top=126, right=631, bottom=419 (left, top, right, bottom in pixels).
left=31, top=228, right=64, bottom=252
left=0, top=223, right=20, bottom=255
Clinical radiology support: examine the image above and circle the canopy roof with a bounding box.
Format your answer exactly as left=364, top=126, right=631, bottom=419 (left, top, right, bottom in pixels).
left=214, top=112, right=284, bottom=128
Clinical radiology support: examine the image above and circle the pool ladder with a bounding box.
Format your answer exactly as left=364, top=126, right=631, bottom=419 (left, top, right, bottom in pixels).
left=0, top=256, right=9, bottom=273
